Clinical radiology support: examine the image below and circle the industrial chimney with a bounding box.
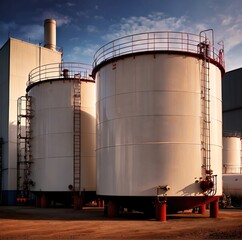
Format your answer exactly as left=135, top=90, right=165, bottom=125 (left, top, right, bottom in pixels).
left=44, top=19, right=56, bottom=50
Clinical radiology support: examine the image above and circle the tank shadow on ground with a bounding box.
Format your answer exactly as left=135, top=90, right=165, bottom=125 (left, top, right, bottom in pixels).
left=0, top=206, right=212, bottom=221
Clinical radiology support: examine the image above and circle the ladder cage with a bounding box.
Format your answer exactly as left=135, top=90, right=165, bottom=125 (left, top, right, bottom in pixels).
left=17, top=95, right=34, bottom=198
left=199, top=29, right=216, bottom=195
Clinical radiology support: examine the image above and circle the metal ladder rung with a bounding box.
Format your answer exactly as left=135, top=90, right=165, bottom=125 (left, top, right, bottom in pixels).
left=200, top=39, right=212, bottom=194
left=73, top=81, right=81, bottom=191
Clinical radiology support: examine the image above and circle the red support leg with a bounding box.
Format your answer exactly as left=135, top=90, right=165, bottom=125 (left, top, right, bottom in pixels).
left=80, top=196, right=83, bottom=210
left=210, top=199, right=219, bottom=218
left=35, top=195, right=41, bottom=208
left=199, top=204, right=206, bottom=214
left=97, top=199, right=104, bottom=207
left=156, top=202, right=167, bottom=221
left=97, top=199, right=101, bottom=207
left=41, top=193, right=48, bottom=208
left=107, top=200, right=119, bottom=218
left=73, top=192, right=80, bottom=209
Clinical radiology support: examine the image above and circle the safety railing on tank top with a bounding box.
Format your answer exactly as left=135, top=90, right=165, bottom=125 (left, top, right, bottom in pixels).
left=93, top=31, right=225, bottom=69
left=28, top=62, right=93, bottom=87
left=223, top=166, right=242, bottom=174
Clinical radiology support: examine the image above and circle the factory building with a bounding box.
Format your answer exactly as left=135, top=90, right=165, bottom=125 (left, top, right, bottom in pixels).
left=0, top=19, right=62, bottom=205
left=223, top=68, right=242, bottom=134
left=222, top=68, right=242, bottom=206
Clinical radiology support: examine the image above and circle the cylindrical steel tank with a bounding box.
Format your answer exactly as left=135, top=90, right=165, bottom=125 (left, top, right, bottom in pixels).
left=27, top=62, right=96, bottom=205
left=223, top=174, right=242, bottom=197
left=44, top=19, right=56, bottom=50
left=223, top=134, right=241, bottom=173
left=93, top=31, right=225, bottom=213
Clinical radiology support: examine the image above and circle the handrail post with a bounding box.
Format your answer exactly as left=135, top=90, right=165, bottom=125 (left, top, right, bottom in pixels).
left=167, top=32, right=169, bottom=50
left=187, top=33, right=189, bottom=52
left=147, top=32, right=149, bottom=51
left=132, top=35, right=133, bottom=53
left=154, top=32, right=156, bottom=51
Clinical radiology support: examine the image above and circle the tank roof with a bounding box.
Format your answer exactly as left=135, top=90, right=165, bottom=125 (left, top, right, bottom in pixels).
left=27, top=62, right=94, bottom=91
left=92, top=31, right=225, bottom=75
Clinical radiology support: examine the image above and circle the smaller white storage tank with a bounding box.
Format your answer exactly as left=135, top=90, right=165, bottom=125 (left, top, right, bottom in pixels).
left=223, top=133, right=241, bottom=173
left=223, top=174, right=242, bottom=198
left=26, top=62, right=96, bottom=207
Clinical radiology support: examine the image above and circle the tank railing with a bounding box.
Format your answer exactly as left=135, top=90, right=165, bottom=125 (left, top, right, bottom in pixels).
left=223, top=131, right=241, bottom=138
left=223, top=165, right=242, bottom=174
left=28, top=62, right=93, bottom=87
left=93, top=31, right=225, bottom=69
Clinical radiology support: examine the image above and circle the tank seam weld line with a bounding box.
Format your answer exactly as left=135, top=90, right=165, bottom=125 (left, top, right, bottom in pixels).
left=97, top=91, right=203, bottom=102
left=97, top=118, right=223, bottom=125
left=97, top=114, right=204, bottom=123
left=96, top=142, right=222, bottom=151
left=97, top=142, right=202, bottom=151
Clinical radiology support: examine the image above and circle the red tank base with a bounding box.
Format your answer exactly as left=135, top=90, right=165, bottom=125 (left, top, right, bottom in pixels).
left=156, top=202, right=167, bottom=222
left=210, top=199, right=219, bottom=218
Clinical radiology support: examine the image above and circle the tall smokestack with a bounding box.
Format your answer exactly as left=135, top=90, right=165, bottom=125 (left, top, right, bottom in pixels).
left=44, top=19, right=56, bottom=50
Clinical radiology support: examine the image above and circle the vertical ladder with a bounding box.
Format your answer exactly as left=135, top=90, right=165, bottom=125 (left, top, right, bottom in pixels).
left=199, top=30, right=217, bottom=195
left=200, top=41, right=211, bottom=176
left=73, top=80, right=81, bottom=191
left=17, top=95, right=33, bottom=198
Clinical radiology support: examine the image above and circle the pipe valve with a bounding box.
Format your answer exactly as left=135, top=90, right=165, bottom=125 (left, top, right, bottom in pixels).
left=159, top=185, right=171, bottom=191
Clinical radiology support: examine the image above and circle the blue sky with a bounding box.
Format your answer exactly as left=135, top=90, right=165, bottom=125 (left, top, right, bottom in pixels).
left=1, top=0, right=242, bottom=71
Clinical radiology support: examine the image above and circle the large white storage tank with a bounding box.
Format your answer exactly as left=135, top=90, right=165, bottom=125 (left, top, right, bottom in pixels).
left=26, top=62, right=96, bottom=207
left=93, top=31, right=225, bottom=220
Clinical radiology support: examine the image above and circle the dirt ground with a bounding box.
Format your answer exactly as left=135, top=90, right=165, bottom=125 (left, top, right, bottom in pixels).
left=0, top=206, right=241, bottom=239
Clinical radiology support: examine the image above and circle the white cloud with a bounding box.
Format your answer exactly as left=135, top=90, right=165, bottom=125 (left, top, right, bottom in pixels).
left=99, top=11, right=242, bottom=71
left=66, top=2, right=75, bottom=7
left=225, top=50, right=242, bottom=71
left=221, top=16, right=233, bottom=26
left=94, top=15, right=104, bottom=20
left=216, top=14, right=242, bottom=53
left=103, top=12, right=190, bottom=42
left=65, top=43, right=100, bottom=63
left=0, top=21, right=43, bottom=43
left=87, top=25, right=98, bottom=33
left=18, top=24, right=43, bottom=42
left=0, top=21, right=17, bottom=32
left=42, top=11, right=71, bottom=26
left=76, top=11, right=90, bottom=19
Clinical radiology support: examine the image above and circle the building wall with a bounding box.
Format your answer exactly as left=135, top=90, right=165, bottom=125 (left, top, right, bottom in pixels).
left=0, top=41, right=10, bottom=201
left=0, top=38, right=62, bottom=204
left=222, top=68, right=242, bottom=133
